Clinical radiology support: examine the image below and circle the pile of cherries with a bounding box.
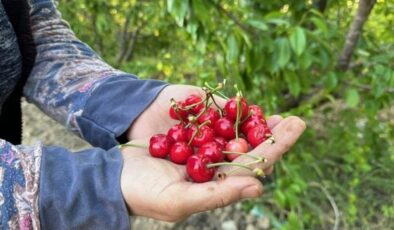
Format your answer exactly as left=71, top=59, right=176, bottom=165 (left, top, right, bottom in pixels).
left=148, top=86, right=273, bottom=183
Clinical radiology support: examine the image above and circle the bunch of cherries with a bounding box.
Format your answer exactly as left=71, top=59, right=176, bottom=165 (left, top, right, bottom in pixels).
left=146, top=84, right=272, bottom=182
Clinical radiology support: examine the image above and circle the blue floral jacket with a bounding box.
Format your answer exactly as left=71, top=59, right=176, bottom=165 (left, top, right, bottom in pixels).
left=0, top=0, right=166, bottom=229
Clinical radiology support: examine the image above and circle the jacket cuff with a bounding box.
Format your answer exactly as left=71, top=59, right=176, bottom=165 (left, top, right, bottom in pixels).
left=76, top=74, right=167, bottom=149
left=39, top=145, right=130, bottom=230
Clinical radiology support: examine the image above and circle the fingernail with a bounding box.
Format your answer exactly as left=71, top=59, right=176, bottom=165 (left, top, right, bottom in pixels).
left=241, top=185, right=262, bottom=198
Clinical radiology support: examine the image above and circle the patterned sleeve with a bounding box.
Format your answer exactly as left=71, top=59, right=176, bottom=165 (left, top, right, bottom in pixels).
left=24, top=0, right=167, bottom=149
left=0, top=139, right=41, bottom=229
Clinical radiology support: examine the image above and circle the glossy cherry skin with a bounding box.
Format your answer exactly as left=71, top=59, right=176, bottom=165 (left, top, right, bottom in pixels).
left=224, top=97, right=249, bottom=121
left=167, top=124, right=188, bottom=142
left=197, top=107, right=220, bottom=128
left=169, top=142, right=194, bottom=164
left=241, top=115, right=264, bottom=135
left=169, top=101, right=189, bottom=121
left=225, top=138, right=249, bottom=161
left=214, top=117, right=236, bottom=140
left=214, top=136, right=228, bottom=149
left=149, top=134, right=172, bottom=158
left=184, top=94, right=204, bottom=114
left=197, top=141, right=224, bottom=163
left=186, top=155, right=215, bottom=183
left=247, top=124, right=272, bottom=148
left=248, top=105, right=264, bottom=118
left=187, top=125, right=215, bottom=147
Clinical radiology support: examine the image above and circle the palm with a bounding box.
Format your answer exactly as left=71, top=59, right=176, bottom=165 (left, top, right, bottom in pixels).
left=127, top=85, right=217, bottom=140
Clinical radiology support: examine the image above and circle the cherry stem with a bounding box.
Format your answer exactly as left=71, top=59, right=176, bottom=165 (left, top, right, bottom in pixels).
left=208, top=93, right=224, bottom=117
left=170, top=98, right=186, bottom=124
left=222, top=151, right=266, bottom=162
left=219, top=158, right=267, bottom=178
left=118, top=142, right=149, bottom=149
left=187, top=120, right=211, bottom=146
left=240, top=110, right=253, bottom=124
left=204, top=82, right=229, bottom=100
left=207, top=162, right=254, bottom=171
left=235, top=94, right=241, bottom=141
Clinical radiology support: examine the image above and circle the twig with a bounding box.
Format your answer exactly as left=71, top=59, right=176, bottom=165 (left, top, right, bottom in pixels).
left=309, top=182, right=340, bottom=230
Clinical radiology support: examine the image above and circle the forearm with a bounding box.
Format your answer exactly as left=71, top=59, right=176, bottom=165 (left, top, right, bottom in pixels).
left=24, top=0, right=167, bottom=149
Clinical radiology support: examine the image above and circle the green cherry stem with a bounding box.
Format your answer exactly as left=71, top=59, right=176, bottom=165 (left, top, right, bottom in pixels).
left=118, top=142, right=149, bottom=149
left=221, top=151, right=266, bottom=162
left=207, top=162, right=254, bottom=171
left=235, top=94, right=241, bottom=141
left=204, top=82, right=229, bottom=100
left=170, top=98, right=186, bottom=124
left=187, top=120, right=211, bottom=146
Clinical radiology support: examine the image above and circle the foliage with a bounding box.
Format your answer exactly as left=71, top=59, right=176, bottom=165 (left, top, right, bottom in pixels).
left=58, top=0, right=394, bottom=229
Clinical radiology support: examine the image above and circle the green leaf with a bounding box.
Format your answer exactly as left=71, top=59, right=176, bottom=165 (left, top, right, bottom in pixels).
left=289, top=27, right=306, bottom=56
left=310, top=17, right=328, bottom=36
left=276, top=38, right=291, bottom=68
left=345, top=88, right=360, bottom=108
left=324, top=72, right=338, bottom=90
left=247, top=19, right=268, bottom=31
left=284, top=71, right=301, bottom=97
left=226, top=34, right=239, bottom=63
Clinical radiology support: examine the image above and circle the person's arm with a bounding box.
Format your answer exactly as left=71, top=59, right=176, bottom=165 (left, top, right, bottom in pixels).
left=23, top=0, right=167, bottom=150
left=0, top=139, right=130, bottom=229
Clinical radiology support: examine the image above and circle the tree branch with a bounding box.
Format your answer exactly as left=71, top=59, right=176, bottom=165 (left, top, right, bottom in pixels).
left=209, top=1, right=252, bottom=34
left=337, top=0, right=376, bottom=71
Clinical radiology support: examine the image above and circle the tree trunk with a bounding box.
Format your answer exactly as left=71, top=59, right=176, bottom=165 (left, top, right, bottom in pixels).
left=337, top=0, right=376, bottom=71
left=313, top=0, right=328, bottom=13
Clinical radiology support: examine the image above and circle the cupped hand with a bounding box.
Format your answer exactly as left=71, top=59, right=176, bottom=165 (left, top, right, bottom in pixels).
left=120, top=116, right=306, bottom=222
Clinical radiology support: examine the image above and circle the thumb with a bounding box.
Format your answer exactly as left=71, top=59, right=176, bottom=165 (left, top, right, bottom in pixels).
left=179, top=176, right=263, bottom=215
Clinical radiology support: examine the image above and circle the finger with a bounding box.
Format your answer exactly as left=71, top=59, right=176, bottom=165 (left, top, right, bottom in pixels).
left=264, top=165, right=274, bottom=175
left=266, top=115, right=283, bottom=129
left=220, top=116, right=306, bottom=176
left=179, top=176, right=263, bottom=215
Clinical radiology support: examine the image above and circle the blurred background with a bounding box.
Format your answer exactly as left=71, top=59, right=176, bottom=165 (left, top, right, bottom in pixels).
left=23, top=0, right=393, bottom=229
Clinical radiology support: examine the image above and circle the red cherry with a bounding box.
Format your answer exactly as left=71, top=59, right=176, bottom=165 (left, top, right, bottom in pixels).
left=241, top=116, right=264, bottom=135
left=214, top=136, right=228, bottom=149
left=248, top=105, right=264, bottom=118
left=187, top=125, right=215, bottom=147
left=169, top=101, right=189, bottom=121
left=225, top=138, right=249, bottom=161
left=186, top=155, right=215, bottom=183
left=197, top=108, right=220, bottom=128
left=197, top=142, right=224, bottom=163
left=214, top=117, right=236, bottom=140
left=149, top=134, right=172, bottom=158
left=247, top=125, right=272, bottom=148
left=184, top=94, right=204, bottom=114
left=167, top=124, right=187, bottom=142
left=224, top=97, right=249, bottom=121
left=169, top=142, right=194, bottom=164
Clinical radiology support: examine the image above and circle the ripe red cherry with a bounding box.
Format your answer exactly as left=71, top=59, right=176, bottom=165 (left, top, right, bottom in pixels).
left=197, top=108, right=220, bottom=128
left=214, top=136, right=228, bottom=149
left=247, top=125, right=272, bottom=148
left=169, top=142, right=194, bottom=164
left=187, top=125, right=215, bottom=147
left=149, top=134, right=172, bottom=158
left=197, top=142, right=224, bottom=163
left=167, top=124, right=187, bottom=142
left=225, top=138, right=249, bottom=161
left=224, top=96, right=249, bottom=121
left=248, top=105, right=264, bottom=118
left=214, top=117, right=236, bottom=140
left=241, top=116, right=264, bottom=135
left=186, top=155, right=215, bottom=183
left=184, top=94, right=204, bottom=114
left=169, top=101, right=189, bottom=121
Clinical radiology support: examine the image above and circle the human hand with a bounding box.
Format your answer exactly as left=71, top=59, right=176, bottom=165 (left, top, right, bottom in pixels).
left=120, top=116, right=305, bottom=222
